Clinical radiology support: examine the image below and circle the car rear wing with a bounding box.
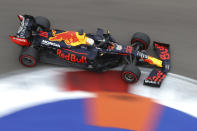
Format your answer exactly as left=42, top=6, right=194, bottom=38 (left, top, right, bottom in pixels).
left=9, top=15, right=37, bottom=46
left=16, top=15, right=36, bottom=38
left=144, top=41, right=170, bottom=87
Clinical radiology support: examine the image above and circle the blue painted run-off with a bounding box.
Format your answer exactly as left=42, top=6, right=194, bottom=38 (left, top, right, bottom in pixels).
left=156, top=106, right=197, bottom=131
left=0, top=99, right=132, bottom=131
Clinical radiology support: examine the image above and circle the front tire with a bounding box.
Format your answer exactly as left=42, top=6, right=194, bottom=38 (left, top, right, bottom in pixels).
left=131, top=32, right=150, bottom=50
left=121, top=64, right=141, bottom=83
left=19, top=47, right=38, bottom=67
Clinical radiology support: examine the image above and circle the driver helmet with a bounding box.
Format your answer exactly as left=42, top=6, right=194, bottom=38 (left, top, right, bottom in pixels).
left=86, top=38, right=94, bottom=45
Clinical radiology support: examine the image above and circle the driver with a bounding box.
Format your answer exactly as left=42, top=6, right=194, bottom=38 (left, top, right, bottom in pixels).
left=93, top=28, right=117, bottom=48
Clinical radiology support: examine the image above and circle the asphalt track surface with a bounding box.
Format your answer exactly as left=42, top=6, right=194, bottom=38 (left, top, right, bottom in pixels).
left=0, top=0, right=197, bottom=80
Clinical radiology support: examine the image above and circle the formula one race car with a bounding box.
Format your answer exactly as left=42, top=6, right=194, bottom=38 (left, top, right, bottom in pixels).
left=10, top=15, right=171, bottom=87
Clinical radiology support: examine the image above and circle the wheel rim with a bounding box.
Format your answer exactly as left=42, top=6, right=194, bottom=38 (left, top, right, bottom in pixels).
left=21, top=56, right=34, bottom=66
left=124, top=73, right=135, bottom=82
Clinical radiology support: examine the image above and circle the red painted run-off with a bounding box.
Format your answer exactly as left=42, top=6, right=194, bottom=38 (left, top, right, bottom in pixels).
left=62, top=70, right=162, bottom=131
left=64, top=71, right=129, bottom=93
left=61, top=70, right=197, bottom=131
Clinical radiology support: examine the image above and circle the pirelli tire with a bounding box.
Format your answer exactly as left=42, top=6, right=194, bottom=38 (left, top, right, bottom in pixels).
left=131, top=32, right=150, bottom=51
left=121, top=64, right=141, bottom=83
left=19, top=47, right=39, bottom=67
left=35, top=16, right=50, bottom=31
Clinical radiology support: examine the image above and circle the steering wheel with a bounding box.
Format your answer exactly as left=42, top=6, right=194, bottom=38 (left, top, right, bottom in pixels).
left=97, top=34, right=114, bottom=48
left=94, top=30, right=113, bottom=48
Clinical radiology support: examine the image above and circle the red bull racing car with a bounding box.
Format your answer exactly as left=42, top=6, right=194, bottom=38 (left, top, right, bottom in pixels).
left=10, top=15, right=171, bottom=87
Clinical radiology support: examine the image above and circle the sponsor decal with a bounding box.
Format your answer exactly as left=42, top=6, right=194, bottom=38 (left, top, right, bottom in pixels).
left=49, top=30, right=79, bottom=45
left=126, top=46, right=133, bottom=53
left=146, top=70, right=166, bottom=83
left=146, top=56, right=163, bottom=67
left=144, top=79, right=159, bottom=84
left=39, top=31, right=48, bottom=38
left=144, top=58, right=153, bottom=64
left=9, top=36, right=30, bottom=46
left=62, top=48, right=88, bottom=55
left=41, top=40, right=60, bottom=48
left=12, top=37, right=26, bottom=42
left=154, top=43, right=170, bottom=60
left=57, top=49, right=87, bottom=63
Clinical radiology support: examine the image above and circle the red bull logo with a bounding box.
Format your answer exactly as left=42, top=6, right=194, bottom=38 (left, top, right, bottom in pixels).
left=144, top=58, right=153, bottom=64
left=57, top=49, right=87, bottom=63
left=49, top=30, right=79, bottom=45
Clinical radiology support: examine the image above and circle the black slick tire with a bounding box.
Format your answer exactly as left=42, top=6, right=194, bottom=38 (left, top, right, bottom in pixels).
left=35, top=16, right=50, bottom=31
left=131, top=32, right=150, bottom=50
left=121, top=64, right=141, bottom=83
left=19, top=47, right=38, bottom=67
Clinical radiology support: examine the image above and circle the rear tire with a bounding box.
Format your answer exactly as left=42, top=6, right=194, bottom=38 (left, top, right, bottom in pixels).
left=19, top=47, right=38, bottom=67
left=131, top=32, right=150, bottom=50
left=121, top=64, right=141, bottom=83
left=35, top=16, right=50, bottom=31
